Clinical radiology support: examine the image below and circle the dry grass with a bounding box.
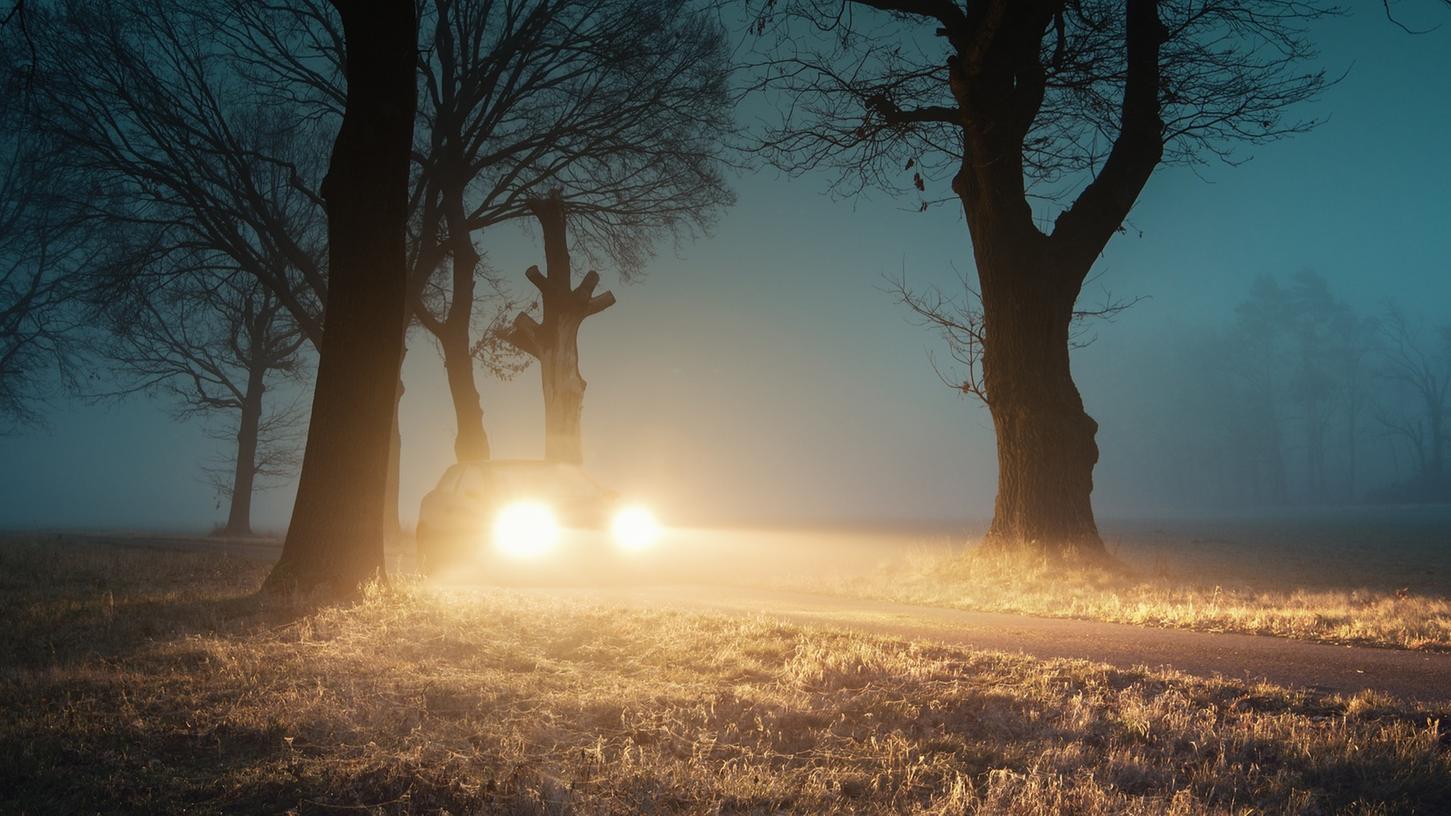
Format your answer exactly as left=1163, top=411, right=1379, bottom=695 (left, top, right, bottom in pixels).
left=2, top=539, right=1449, bottom=814
left=781, top=546, right=1451, bottom=653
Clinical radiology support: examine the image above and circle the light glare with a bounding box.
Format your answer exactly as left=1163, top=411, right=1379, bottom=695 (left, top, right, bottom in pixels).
left=492, top=501, right=559, bottom=558
left=611, top=506, right=661, bottom=552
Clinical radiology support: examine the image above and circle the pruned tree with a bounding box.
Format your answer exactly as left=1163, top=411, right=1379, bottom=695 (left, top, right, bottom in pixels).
left=502, top=194, right=616, bottom=464
left=88, top=272, right=307, bottom=537
left=750, top=0, right=1332, bottom=559
left=220, top=0, right=735, bottom=463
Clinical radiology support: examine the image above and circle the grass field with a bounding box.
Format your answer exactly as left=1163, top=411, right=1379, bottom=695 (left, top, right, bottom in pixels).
left=2, top=538, right=1450, bottom=814
left=781, top=545, right=1451, bottom=653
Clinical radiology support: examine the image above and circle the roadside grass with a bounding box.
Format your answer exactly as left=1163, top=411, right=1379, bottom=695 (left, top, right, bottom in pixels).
left=2, top=539, right=1449, bottom=814
left=780, top=545, right=1451, bottom=653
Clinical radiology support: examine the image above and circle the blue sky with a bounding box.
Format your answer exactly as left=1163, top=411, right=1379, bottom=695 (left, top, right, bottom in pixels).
left=2, top=5, right=1448, bottom=531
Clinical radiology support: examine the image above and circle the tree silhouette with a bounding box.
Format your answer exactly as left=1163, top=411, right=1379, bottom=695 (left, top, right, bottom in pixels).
left=750, top=0, right=1331, bottom=559
left=221, top=0, right=735, bottom=463
left=266, top=0, right=417, bottom=593
left=87, top=272, right=306, bottom=536
left=503, top=193, right=616, bottom=464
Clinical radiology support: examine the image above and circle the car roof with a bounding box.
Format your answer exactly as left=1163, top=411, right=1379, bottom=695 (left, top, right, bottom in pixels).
left=455, top=459, right=583, bottom=471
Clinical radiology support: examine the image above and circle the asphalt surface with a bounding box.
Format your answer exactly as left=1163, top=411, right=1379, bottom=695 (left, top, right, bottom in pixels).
left=32, top=532, right=1451, bottom=705
left=528, top=584, right=1451, bottom=705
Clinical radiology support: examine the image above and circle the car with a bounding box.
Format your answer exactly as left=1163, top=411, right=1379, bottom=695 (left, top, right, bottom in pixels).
left=415, top=459, right=662, bottom=576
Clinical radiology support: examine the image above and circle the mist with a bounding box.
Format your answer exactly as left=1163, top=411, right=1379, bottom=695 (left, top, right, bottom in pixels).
left=1, top=5, right=1448, bottom=534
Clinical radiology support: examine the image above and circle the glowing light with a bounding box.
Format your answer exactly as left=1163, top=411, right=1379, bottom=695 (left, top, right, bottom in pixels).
left=492, top=501, right=559, bottom=558
left=611, top=506, right=661, bottom=552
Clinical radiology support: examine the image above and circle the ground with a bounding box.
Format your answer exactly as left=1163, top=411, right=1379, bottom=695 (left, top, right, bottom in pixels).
left=3, top=537, right=1450, bottom=814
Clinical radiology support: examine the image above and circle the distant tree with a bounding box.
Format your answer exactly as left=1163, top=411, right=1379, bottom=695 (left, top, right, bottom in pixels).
left=1374, top=305, right=1450, bottom=493
left=1275, top=272, right=1355, bottom=502
left=266, top=0, right=418, bottom=593
left=221, top=0, right=735, bottom=463
left=751, top=0, right=1331, bottom=559
left=88, top=272, right=306, bottom=537
left=502, top=194, right=616, bottom=464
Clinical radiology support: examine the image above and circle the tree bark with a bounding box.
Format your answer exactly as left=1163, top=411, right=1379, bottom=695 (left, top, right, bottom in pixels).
left=383, top=374, right=403, bottom=544
left=222, top=374, right=264, bottom=537
left=974, top=242, right=1103, bottom=559
left=934, top=0, right=1163, bottom=562
left=441, top=321, right=490, bottom=460
left=503, top=194, right=614, bottom=465
left=265, top=0, right=417, bottom=594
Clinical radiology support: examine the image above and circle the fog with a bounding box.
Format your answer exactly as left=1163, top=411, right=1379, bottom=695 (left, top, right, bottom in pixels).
left=1, top=7, right=1449, bottom=533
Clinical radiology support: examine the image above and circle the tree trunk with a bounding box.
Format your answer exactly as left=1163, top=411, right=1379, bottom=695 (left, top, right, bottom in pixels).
left=540, top=323, right=587, bottom=464
left=441, top=324, right=490, bottom=460
left=265, top=0, right=417, bottom=594
left=383, top=374, right=403, bottom=544
left=503, top=193, right=614, bottom=466
left=976, top=256, right=1104, bottom=560
left=222, top=378, right=264, bottom=537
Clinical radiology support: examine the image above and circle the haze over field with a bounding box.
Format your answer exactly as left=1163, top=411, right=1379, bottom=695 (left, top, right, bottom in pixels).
left=1, top=5, right=1449, bottom=533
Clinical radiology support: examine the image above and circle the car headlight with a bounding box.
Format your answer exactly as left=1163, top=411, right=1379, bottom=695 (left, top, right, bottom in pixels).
left=611, top=506, right=661, bottom=552
left=492, top=501, right=559, bottom=558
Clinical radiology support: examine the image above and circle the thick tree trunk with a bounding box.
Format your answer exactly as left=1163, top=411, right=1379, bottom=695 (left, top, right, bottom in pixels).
left=265, top=0, right=417, bottom=594
left=976, top=258, right=1104, bottom=560
left=540, top=325, right=587, bottom=464
left=503, top=194, right=613, bottom=466
left=222, top=380, right=263, bottom=537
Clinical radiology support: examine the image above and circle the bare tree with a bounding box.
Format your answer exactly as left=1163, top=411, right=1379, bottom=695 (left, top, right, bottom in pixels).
left=1375, top=305, right=1450, bottom=490
left=27, top=0, right=329, bottom=344
left=220, top=0, right=735, bottom=462
left=88, top=272, right=306, bottom=536
left=502, top=193, right=616, bottom=464
left=750, top=0, right=1331, bottom=559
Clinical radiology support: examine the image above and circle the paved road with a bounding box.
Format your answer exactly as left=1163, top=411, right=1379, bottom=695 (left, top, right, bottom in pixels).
left=519, top=584, right=1451, bottom=705
left=39, top=533, right=1451, bottom=705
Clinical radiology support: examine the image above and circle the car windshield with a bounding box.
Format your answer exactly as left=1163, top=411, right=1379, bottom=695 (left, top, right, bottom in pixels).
left=488, top=464, right=601, bottom=500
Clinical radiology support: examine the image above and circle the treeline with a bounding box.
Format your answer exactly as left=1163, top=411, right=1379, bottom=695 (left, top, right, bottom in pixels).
left=1133, top=271, right=1449, bottom=509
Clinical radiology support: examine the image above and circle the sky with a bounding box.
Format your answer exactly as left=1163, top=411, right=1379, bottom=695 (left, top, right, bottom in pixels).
left=2, top=5, right=1449, bottom=533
